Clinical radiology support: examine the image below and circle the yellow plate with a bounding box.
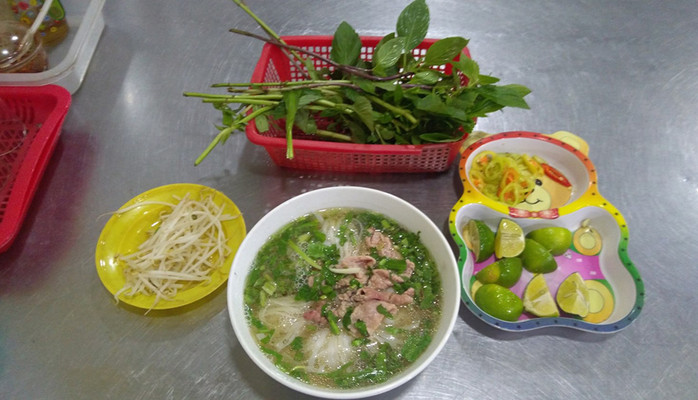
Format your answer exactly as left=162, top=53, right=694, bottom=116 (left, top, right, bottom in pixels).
left=95, top=183, right=246, bottom=310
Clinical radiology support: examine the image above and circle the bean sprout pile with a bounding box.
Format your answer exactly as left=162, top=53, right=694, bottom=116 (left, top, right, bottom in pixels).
left=114, top=193, right=238, bottom=310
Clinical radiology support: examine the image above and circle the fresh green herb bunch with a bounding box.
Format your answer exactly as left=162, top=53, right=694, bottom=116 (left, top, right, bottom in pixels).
left=185, top=0, right=531, bottom=165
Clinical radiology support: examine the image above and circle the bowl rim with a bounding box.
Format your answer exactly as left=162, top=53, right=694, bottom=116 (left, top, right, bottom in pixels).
left=227, top=185, right=460, bottom=398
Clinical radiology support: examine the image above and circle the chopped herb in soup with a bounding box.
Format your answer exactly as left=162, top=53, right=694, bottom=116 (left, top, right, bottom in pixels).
left=244, top=208, right=442, bottom=389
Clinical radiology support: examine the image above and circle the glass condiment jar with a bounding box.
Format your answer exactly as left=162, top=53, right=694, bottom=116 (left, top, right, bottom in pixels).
left=0, top=20, right=48, bottom=73
left=8, top=0, right=69, bottom=47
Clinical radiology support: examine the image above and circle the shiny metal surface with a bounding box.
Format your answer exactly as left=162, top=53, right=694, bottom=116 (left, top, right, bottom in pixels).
left=1, top=1, right=696, bottom=399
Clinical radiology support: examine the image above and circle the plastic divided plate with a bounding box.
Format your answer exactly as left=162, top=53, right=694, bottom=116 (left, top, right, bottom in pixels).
left=449, top=131, right=644, bottom=332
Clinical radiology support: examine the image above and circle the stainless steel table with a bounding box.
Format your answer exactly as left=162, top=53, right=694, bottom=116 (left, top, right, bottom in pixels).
left=2, top=1, right=696, bottom=399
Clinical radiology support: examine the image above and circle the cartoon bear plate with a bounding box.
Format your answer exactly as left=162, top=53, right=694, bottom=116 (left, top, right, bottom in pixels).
left=449, top=131, right=644, bottom=332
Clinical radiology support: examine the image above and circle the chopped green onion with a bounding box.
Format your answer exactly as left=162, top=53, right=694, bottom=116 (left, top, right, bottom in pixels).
left=342, top=307, right=354, bottom=329
left=261, top=280, right=277, bottom=295
left=355, top=320, right=369, bottom=337
left=376, top=304, right=394, bottom=319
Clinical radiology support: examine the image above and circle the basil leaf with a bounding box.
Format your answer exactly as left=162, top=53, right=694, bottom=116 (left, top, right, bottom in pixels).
left=298, top=90, right=323, bottom=107
left=374, top=37, right=406, bottom=69
left=415, top=93, right=448, bottom=114
left=478, top=74, right=501, bottom=85
left=344, top=119, right=368, bottom=143
left=353, top=78, right=377, bottom=94
left=215, top=104, right=234, bottom=126
left=410, top=70, right=441, bottom=85
left=331, top=21, right=362, bottom=66
left=423, top=37, right=469, bottom=66
left=451, top=56, right=480, bottom=86
left=254, top=113, right=269, bottom=133
left=294, top=109, right=317, bottom=134
left=419, top=132, right=460, bottom=143
left=477, top=84, right=532, bottom=109
left=351, top=95, right=375, bottom=131
left=373, top=32, right=396, bottom=63
left=376, top=125, right=395, bottom=141
left=373, top=81, right=398, bottom=92
left=396, top=0, right=429, bottom=51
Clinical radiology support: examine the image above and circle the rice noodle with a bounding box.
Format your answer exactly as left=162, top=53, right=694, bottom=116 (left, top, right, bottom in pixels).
left=113, top=192, right=238, bottom=310
left=259, top=296, right=310, bottom=350
left=305, top=329, right=355, bottom=373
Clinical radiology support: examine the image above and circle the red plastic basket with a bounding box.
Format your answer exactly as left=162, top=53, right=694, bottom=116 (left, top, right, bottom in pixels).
left=0, top=85, right=71, bottom=253
left=245, top=36, right=469, bottom=173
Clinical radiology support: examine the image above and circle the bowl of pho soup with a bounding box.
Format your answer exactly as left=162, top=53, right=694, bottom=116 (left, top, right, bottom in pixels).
left=227, top=186, right=460, bottom=398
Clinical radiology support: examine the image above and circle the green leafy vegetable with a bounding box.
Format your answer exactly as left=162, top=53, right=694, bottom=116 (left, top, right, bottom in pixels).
left=185, top=0, right=530, bottom=165
left=396, top=0, right=429, bottom=51
left=331, top=21, right=362, bottom=66
left=374, top=37, right=406, bottom=69
left=423, top=37, right=469, bottom=66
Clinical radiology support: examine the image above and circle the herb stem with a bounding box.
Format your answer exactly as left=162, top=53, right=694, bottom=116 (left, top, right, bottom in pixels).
left=229, top=28, right=410, bottom=82
left=315, top=99, right=354, bottom=114
left=213, top=80, right=352, bottom=88
left=194, top=105, right=274, bottom=165
left=231, top=0, right=312, bottom=79
left=316, top=129, right=352, bottom=142
left=206, top=99, right=279, bottom=106
left=367, top=95, right=418, bottom=125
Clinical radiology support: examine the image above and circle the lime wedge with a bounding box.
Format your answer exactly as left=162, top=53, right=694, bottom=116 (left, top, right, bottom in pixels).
left=523, top=274, right=559, bottom=317
left=494, top=218, right=525, bottom=258
left=527, top=227, right=572, bottom=256
left=463, top=219, right=495, bottom=263
left=556, top=272, right=590, bottom=317
left=475, top=258, right=522, bottom=288
left=519, top=238, right=558, bottom=273
left=474, top=283, right=523, bottom=322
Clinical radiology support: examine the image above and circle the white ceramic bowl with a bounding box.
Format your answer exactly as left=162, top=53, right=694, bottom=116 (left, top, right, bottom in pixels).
left=227, top=186, right=460, bottom=398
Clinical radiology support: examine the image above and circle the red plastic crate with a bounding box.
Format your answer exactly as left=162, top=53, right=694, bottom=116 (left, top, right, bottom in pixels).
left=245, top=36, right=470, bottom=173
left=0, top=85, right=71, bottom=253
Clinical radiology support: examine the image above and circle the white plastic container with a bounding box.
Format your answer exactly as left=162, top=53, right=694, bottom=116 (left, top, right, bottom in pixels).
left=0, top=0, right=105, bottom=93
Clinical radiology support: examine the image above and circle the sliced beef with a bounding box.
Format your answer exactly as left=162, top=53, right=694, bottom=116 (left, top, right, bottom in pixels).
left=387, top=287, right=415, bottom=306
left=354, top=287, right=415, bottom=306
left=366, top=229, right=402, bottom=259
left=402, top=259, right=415, bottom=280
left=333, top=291, right=354, bottom=318
left=303, top=251, right=418, bottom=336
left=334, top=255, right=374, bottom=288
left=302, top=301, right=327, bottom=325
left=367, top=269, right=396, bottom=289
left=350, top=300, right=398, bottom=335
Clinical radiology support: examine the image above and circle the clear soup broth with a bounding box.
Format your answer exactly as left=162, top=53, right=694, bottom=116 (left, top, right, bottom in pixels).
left=244, top=207, right=442, bottom=389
